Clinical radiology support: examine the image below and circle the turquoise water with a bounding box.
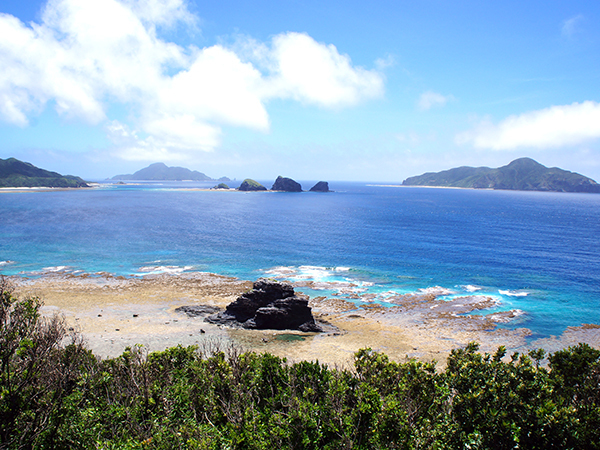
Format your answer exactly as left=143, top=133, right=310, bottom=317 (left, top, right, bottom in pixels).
left=1, top=181, right=599, bottom=338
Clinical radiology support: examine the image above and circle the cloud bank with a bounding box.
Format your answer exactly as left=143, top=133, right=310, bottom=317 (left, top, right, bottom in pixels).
left=0, top=0, right=384, bottom=160
left=456, top=101, right=600, bottom=150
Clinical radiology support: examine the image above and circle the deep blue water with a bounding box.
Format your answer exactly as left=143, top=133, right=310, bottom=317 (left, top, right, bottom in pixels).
left=1, top=181, right=599, bottom=338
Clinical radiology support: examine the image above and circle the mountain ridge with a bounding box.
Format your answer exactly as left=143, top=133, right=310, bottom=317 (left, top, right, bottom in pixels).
left=112, top=162, right=225, bottom=181
left=0, top=157, right=89, bottom=188
left=402, top=158, right=600, bottom=193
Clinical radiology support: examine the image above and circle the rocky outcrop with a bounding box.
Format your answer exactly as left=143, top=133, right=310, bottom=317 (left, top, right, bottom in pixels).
left=271, top=176, right=302, bottom=192
left=175, top=305, right=222, bottom=317
left=213, top=183, right=229, bottom=189
left=206, top=278, right=322, bottom=332
left=309, top=181, right=330, bottom=192
left=238, top=179, right=267, bottom=191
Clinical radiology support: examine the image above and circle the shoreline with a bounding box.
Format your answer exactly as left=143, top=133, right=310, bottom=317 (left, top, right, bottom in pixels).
left=0, top=183, right=101, bottom=193
left=9, top=271, right=600, bottom=367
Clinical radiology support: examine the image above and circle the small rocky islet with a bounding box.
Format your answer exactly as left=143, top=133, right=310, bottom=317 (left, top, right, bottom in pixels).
left=237, top=176, right=330, bottom=192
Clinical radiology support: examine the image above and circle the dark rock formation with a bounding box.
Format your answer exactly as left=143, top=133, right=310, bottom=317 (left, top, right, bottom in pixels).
left=309, top=181, right=330, bottom=192
left=271, top=176, right=302, bottom=192
left=238, top=178, right=267, bottom=191
left=213, top=183, right=229, bottom=189
left=206, top=278, right=322, bottom=332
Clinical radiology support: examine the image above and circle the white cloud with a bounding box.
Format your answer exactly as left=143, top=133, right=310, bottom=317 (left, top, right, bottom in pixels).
left=122, top=0, right=196, bottom=29
left=562, top=14, right=584, bottom=38
left=0, top=0, right=385, bottom=161
left=375, top=54, right=395, bottom=71
left=106, top=119, right=202, bottom=161
left=156, top=45, right=269, bottom=130
left=417, top=91, right=452, bottom=111
left=456, top=101, right=600, bottom=150
left=265, top=32, right=384, bottom=107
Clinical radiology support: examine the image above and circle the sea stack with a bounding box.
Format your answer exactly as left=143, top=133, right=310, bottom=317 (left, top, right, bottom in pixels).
left=206, top=278, right=322, bottom=332
left=271, top=176, right=302, bottom=192
left=309, top=181, right=330, bottom=192
left=238, top=179, right=267, bottom=191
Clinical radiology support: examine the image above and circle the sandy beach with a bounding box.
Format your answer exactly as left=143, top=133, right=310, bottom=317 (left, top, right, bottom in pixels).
left=10, top=272, right=600, bottom=368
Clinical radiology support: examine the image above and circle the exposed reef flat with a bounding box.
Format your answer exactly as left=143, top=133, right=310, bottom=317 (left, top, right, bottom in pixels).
left=10, top=271, right=600, bottom=368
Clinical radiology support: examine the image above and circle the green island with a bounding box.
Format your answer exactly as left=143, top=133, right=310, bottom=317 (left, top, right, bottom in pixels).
left=2, top=279, right=599, bottom=450
left=111, top=162, right=222, bottom=182
left=402, top=157, right=600, bottom=193
left=0, top=158, right=89, bottom=188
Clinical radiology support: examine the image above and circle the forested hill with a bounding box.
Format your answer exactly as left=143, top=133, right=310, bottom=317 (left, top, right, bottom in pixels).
left=402, top=157, right=600, bottom=193
left=0, top=157, right=89, bottom=188
left=112, top=162, right=213, bottom=181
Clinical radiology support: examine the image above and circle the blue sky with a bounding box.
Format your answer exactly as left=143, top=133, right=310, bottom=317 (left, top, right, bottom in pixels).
left=1, top=0, right=600, bottom=182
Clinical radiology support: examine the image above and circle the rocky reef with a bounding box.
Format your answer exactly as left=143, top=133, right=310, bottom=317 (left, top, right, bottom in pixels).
left=309, top=181, right=330, bottom=192
left=271, top=176, right=302, bottom=192
left=206, top=278, right=322, bottom=332
left=238, top=179, right=267, bottom=191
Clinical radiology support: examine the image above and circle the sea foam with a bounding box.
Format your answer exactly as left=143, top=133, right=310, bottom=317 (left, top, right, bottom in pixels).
left=136, top=265, right=194, bottom=275
left=499, top=289, right=528, bottom=297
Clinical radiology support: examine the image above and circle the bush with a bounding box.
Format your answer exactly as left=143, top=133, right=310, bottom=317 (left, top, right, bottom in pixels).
left=0, top=276, right=94, bottom=449
left=2, top=277, right=600, bottom=449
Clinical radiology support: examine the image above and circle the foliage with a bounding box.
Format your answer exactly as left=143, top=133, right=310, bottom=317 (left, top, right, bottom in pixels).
left=402, top=157, right=600, bottom=193
left=0, top=157, right=89, bottom=188
left=238, top=179, right=267, bottom=191
left=0, top=277, right=94, bottom=449
left=1, top=278, right=600, bottom=449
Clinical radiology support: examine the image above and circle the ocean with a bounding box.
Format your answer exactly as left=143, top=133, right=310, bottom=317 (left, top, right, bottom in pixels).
left=1, top=181, right=599, bottom=340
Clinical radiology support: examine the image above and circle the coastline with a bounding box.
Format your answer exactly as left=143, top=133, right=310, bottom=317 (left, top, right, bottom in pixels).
left=0, top=184, right=101, bottom=193
left=10, top=271, right=600, bottom=368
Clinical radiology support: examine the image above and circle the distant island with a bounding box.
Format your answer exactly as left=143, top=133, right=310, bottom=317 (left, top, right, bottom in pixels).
left=112, top=162, right=229, bottom=182
left=0, top=157, right=89, bottom=188
left=402, top=158, right=600, bottom=193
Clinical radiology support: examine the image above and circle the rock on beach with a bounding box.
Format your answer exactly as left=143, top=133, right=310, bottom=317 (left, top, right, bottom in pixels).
left=207, top=278, right=322, bottom=332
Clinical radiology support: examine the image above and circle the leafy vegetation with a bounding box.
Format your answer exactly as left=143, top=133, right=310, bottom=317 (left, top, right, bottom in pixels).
left=0, top=157, right=89, bottom=188
left=402, top=157, right=600, bottom=193
left=1, top=278, right=599, bottom=449
left=238, top=179, right=267, bottom=191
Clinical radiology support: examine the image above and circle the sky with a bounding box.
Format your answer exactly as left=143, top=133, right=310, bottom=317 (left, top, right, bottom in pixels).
left=1, top=0, right=600, bottom=182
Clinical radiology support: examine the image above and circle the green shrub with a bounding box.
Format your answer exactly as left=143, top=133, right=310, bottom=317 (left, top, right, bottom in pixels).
left=2, top=277, right=600, bottom=450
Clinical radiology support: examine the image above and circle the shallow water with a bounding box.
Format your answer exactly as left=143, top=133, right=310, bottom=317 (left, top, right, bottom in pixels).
left=1, top=181, right=599, bottom=338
